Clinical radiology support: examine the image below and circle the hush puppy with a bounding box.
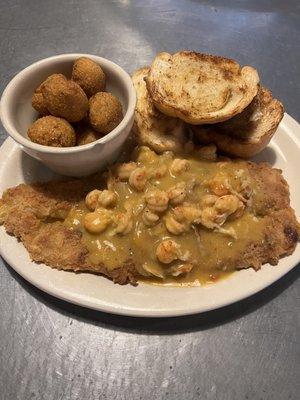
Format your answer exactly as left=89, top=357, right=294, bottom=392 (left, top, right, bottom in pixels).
left=72, top=57, right=106, bottom=97
left=41, top=74, right=88, bottom=122
left=89, top=92, right=123, bottom=134
left=32, top=83, right=49, bottom=116
left=75, top=124, right=102, bottom=146
left=28, top=116, right=76, bottom=147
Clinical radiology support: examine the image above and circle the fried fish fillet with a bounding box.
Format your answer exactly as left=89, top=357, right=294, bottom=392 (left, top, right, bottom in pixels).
left=234, top=163, right=299, bottom=269
left=0, top=162, right=299, bottom=285
left=0, top=176, right=137, bottom=284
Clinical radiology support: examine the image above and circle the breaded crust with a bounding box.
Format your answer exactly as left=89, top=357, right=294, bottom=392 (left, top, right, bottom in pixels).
left=242, top=162, right=300, bottom=269
left=132, top=67, right=185, bottom=153
left=72, top=57, right=106, bottom=97
left=146, top=51, right=259, bottom=124
left=28, top=116, right=76, bottom=147
left=41, top=74, right=89, bottom=123
left=192, top=87, right=284, bottom=158
left=247, top=162, right=290, bottom=215
left=0, top=163, right=298, bottom=284
left=1, top=178, right=98, bottom=219
left=237, top=208, right=299, bottom=270
left=88, top=92, right=123, bottom=134
left=0, top=176, right=137, bottom=285
left=32, top=83, right=49, bottom=116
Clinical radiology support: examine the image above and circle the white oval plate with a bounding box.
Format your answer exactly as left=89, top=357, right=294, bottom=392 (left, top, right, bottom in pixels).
left=0, top=113, right=299, bottom=317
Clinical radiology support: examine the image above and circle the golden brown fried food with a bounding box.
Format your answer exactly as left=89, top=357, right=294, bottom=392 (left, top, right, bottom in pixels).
left=236, top=208, right=299, bottom=270
left=89, top=92, right=123, bottom=134
left=0, top=176, right=137, bottom=284
left=32, top=83, right=49, bottom=116
left=28, top=116, right=76, bottom=147
left=75, top=123, right=102, bottom=146
left=1, top=177, right=102, bottom=218
left=72, top=57, right=106, bottom=97
left=41, top=74, right=89, bottom=122
left=0, top=155, right=298, bottom=286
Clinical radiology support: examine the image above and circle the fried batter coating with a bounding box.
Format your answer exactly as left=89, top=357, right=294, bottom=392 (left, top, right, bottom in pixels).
left=236, top=208, right=300, bottom=270
left=248, top=162, right=290, bottom=215
left=28, top=116, right=76, bottom=147
left=41, top=74, right=88, bottom=122
left=89, top=92, right=123, bottom=134
left=32, top=83, right=49, bottom=116
left=75, top=123, right=102, bottom=146
left=72, top=57, right=106, bottom=97
left=0, top=176, right=137, bottom=284
left=0, top=161, right=298, bottom=285
left=2, top=180, right=86, bottom=218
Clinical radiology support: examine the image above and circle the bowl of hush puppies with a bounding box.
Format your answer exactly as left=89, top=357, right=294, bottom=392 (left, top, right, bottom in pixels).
left=0, top=54, right=136, bottom=176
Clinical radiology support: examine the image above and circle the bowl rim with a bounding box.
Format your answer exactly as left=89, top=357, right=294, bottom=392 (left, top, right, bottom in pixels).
left=0, top=53, right=136, bottom=154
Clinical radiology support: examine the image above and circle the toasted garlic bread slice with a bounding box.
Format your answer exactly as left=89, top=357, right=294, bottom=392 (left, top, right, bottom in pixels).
left=192, top=87, right=284, bottom=158
left=132, top=67, right=185, bottom=153
left=146, top=51, right=259, bottom=125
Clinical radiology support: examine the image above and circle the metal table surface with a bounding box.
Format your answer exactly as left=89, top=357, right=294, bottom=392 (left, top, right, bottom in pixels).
left=0, top=1, right=299, bottom=399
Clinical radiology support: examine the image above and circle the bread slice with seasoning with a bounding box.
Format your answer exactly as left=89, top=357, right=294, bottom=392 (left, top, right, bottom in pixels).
left=146, top=51, right=259, bottom=125
left=191, top=87, right=284, bottom=158
left=132, top=66, right=185, bottom=153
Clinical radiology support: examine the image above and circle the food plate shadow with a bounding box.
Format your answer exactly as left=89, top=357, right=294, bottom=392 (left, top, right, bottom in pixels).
left=3, top=259, right=299, bottom=334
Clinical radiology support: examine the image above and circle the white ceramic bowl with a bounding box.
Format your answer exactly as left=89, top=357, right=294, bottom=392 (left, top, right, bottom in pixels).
left=0, top=53, right=136, bottom=176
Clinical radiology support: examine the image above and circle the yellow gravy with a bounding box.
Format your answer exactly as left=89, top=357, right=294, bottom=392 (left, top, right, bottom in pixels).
left=64, top=146, right=265, bottom=286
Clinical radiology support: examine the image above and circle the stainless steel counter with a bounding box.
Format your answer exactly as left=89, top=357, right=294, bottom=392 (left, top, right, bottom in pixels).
left=0, top=1, right=299, bottom=399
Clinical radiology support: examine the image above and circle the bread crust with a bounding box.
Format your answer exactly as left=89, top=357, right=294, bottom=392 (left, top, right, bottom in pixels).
left=132, top=67, right=185, bottom=153
left=192, top=87, right=284, bottom=158
left=146, top=51, right=259, bottom=124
